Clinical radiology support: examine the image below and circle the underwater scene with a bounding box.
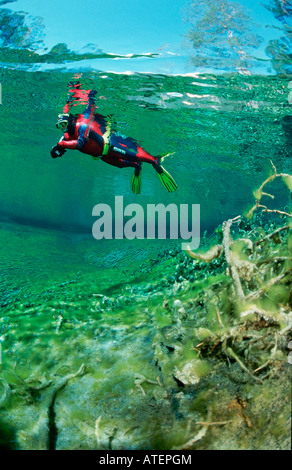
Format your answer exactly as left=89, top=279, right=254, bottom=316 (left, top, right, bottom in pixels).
left=0, top=0, right=291, bottom=451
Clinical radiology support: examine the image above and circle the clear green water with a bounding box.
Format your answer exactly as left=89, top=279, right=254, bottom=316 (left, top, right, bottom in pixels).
left=0, top=64, right=291, bottom=449
left=1, top=70, right=291, bottom=231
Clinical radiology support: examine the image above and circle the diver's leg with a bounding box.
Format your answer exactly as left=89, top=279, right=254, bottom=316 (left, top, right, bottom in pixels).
left=136, top=145, right=158, bottom=165
left=101, top=155, right=139, bottom=169
left=107, top=134, right=177, bottom=193
left=130, top=162, right=142, bottom=194
left=102, top=152, right=142, bottom=194
left=136, top=146, right=178, bottom=192
left=108, top=135, right=157, bottom=165
left=115, top=140, right=177, bottom=192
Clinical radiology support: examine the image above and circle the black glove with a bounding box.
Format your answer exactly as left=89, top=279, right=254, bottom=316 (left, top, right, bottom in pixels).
left=51, top=145, right=66, bottom=158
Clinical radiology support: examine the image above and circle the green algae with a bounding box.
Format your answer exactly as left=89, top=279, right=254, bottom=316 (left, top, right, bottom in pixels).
left=0, top=196, right=291, bottom=450
left=0, top=64, right=291, bottom=449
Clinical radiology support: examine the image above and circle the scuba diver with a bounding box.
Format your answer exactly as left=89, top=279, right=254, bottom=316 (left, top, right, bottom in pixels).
left=51, top=82, right=177, bottom=194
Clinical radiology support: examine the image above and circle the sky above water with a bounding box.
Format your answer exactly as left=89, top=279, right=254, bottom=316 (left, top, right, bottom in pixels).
left=2, top=0, right=290, bottom=74
left=6, top=0, right=188, bottom=54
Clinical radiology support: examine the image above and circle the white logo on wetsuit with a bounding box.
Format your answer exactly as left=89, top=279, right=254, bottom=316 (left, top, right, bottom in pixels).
left=113, top=146, right=126, bottom=155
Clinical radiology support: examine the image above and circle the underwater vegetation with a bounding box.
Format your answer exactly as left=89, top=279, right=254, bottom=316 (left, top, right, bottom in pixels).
left=0, top=164, right=291, bottom=450
left=0, top=0, right=291, bottom=453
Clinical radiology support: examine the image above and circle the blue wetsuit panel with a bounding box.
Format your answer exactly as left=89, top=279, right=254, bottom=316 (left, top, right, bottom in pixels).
left=109, top=133, right=138, bottom=161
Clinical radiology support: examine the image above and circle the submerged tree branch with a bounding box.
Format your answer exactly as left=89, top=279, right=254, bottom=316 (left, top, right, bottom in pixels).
left=254, top=225, right=290, bottom=246
left=222, top=217, right=245, bottom=301
left=247, top=160, right=292, bottom=219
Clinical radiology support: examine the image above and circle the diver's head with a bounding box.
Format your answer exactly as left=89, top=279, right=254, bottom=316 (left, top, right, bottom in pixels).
left=56, top=113, right=70, bottom=130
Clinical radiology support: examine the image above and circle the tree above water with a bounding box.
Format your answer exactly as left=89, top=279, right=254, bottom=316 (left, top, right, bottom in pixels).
left=183, top=0, right=264, bottom=73
left=0, top=2, right=45, bottom=51
left=265, top=0, right=292, bottom=22
left=264, top=0, right=292, bottom=74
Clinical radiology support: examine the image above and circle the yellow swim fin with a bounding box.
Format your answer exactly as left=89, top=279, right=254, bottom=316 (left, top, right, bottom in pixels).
left=159, top=152, right=175, bottom=164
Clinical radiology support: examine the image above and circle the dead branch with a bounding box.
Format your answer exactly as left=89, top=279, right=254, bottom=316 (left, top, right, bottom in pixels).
left=186, top=244, right=223, bottom=263
left=195, top=420, right=233, bottom=426
left=240, top=306, right=279, bottom=326
left=254, top=225, right=290, bottom=246
left=175, top=426, right=207, bottom=450
left=246, top=270, right=291, bottom=302
left=256, top=257, right=290, bottom=266
left=247, top=161, right=292, bottom=219
left=258, top=206, right=292, bottom=218
left=37, top=364, right=86, bottom=450
left=222, top=218, right=245, bottom=301
left=225, top=346, right=263, bottom=383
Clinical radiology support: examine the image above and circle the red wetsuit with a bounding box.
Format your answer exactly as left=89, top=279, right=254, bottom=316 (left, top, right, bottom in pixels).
left=52, top=84, right=177, bottom=193
left=56, top=110, right=158, bottom=170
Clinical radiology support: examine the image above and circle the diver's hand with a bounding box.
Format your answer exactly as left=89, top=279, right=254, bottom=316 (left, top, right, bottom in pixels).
left=51, top=145, right=66, bottom=158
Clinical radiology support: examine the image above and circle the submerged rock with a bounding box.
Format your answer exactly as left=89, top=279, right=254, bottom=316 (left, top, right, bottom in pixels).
left=174, top=359, right=210, bottom=386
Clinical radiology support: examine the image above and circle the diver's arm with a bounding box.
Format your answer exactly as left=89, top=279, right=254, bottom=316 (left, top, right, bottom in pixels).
left=51, top=135, right=68, bottom=158
left=57, top=139, right=79, bottom=149
left=57, top=133, right=78, bottom=149
left=57, top=125, right=87, bottom=150
left=51, top=139, right=81, bottom=157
